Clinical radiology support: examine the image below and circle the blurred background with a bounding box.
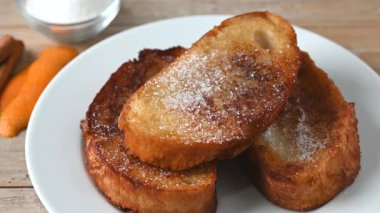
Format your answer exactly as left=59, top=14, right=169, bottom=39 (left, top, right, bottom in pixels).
left=1, top=0, right=379, bottom=72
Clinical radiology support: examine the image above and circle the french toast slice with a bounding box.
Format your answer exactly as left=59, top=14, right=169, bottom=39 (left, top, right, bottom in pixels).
left=81, top=47, right=217, bottom=213
left=118, top=12, right=301, bottom=170
left=244, top=52, right=361, bottom=211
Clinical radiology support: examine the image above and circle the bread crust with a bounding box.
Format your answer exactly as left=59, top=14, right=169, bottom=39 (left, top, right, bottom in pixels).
left=244, top=52, right=361, bottom=211
left=82, top=48, right=217, bottom=213
left=119, top=12, right=301, bottom=171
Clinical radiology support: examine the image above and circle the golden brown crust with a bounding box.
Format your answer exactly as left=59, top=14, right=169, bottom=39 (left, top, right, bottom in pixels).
left=119, top=11, right=301, bottom=171
left=83, top=121, right=216, bottom=213
left=244, top=52, right=361, bottom=211
left=82, top=48, right=217, bottom=212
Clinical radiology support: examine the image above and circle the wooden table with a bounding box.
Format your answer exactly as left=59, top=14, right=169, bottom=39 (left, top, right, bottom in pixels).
left=0, top=0, right=379, bottom=211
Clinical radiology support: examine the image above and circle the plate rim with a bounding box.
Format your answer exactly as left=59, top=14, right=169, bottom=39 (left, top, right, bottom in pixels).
left=25, top=14, right=380, bottom=212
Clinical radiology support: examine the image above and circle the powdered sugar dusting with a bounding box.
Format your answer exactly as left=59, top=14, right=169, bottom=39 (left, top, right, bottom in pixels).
left=139, top=48, right=286, bottom=144
left=125, top=43, right=295, bottom=146
left=263, top=97, right=326, bottom=162
left=151, top=51, right=246, bottom=143
left=294, top=104, right=326, bottom=161
left=162, top=55, right=222, bottom=111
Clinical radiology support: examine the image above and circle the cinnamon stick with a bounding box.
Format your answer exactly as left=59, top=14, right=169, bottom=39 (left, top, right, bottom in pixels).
left=0, top=40, right=24, bottom=90
left=0, top=35, right=14, bottom=63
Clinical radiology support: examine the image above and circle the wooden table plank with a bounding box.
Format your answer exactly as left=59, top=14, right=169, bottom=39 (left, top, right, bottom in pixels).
left=356, top=51, right=380, bottom=74
left=0, top=188, right=46, bottom=213
left=0, top=131, right=30, bottom=187
left=0, top=0, right=379, bottom=211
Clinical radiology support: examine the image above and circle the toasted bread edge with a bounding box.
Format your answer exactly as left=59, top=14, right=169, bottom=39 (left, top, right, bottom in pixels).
left=82, top=120, right=217, bottom=213
left=243, top=53, right=361, bottom=211
left=119, top=11, right=301, bottom=171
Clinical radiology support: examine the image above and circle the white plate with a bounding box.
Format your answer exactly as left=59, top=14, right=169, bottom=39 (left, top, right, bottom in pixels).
left=26, top=15, right=380, bottom=212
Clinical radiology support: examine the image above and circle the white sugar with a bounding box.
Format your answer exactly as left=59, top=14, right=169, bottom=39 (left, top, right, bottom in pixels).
left=294, top=105, right=325, bottom=161
left=149, top=51, right=247, bottom=143
left=25, top=0, right=115, bottom=24
left=264, top=98, right=326, bottom=162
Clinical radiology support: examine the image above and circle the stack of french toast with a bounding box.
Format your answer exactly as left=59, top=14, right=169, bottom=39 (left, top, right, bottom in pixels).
left=81, top=11, right=360, bottom=212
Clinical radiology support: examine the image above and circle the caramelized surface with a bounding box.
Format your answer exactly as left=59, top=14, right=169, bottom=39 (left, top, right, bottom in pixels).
left=245, top=52, right=360, bottom=211
left=119, top=12, right=301, bottom=170
left=85, top=47, right=216, bottom=189
left=260, top=52, right=349, bottom=162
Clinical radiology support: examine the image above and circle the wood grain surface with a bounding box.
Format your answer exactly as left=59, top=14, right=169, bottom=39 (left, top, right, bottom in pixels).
left=0, top=0, right=379, bottom=211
